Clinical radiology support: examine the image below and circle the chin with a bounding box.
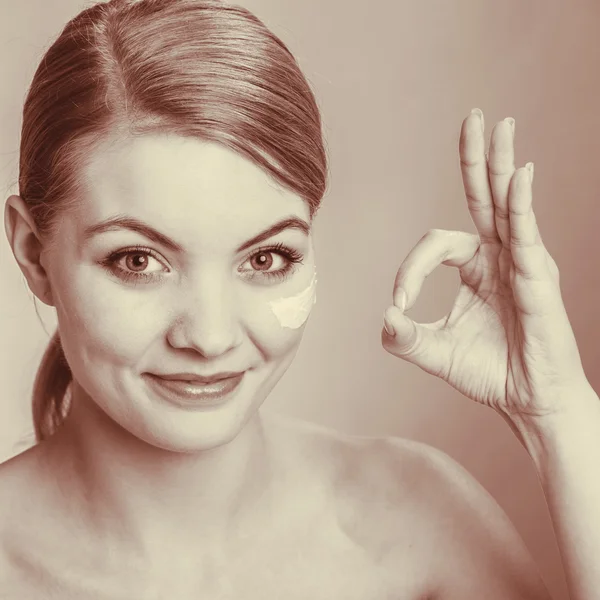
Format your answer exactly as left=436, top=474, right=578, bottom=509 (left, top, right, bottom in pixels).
left=136, top=419, right=249, bottom=454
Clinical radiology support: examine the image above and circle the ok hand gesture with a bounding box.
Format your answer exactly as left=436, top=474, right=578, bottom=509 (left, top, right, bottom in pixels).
left=382, top=110, right=589, bottom=424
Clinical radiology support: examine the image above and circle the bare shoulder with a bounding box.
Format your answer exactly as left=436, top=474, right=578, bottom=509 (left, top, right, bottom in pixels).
left=268, top=415, right=551, bottom=599
left=344, top=434, right=552, bottom=599
left=0, top=447, right=40, bottom=588
left=0, top=447, right=37, bottom=527
left=0, top=442, right=64, bottom=593
left=264, top=414, right=439, bottom=592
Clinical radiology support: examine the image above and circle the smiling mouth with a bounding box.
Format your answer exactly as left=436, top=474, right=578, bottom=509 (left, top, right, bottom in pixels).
left=144, top=372, right=245, bottom=409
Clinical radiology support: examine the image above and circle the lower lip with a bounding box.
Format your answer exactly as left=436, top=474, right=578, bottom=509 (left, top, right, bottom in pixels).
left=144, top=373, right=244, bottom=410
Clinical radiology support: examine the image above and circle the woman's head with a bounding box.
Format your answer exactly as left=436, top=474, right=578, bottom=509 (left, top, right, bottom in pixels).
left=5, top=0, right=327, bottom=446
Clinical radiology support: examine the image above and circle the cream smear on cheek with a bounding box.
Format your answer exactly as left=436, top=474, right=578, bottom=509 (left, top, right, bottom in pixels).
left=268, top=270, right=317, bottom=329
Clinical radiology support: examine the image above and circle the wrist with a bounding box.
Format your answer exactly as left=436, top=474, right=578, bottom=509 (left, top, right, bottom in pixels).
left=507, top=381, right=600, bottom=472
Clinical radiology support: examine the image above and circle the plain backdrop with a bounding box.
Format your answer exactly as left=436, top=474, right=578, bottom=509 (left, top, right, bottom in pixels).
left=3, top=1, right=600, bottom=598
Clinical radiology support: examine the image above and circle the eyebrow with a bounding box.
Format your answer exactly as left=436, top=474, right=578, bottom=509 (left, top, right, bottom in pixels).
left=236, top=216, right=310, bottom=252
left=83, top=215, right=184, bottom=253
left=82, top=214, right=311, bottom=253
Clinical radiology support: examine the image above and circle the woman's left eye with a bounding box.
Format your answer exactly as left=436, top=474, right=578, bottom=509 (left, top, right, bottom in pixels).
left=240, top=244, right=304, bottom=281
left=248, top=251, right=286, bottom=272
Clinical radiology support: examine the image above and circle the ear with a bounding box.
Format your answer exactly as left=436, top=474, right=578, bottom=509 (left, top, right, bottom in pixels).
left=4, top=195, right=55, bottom=307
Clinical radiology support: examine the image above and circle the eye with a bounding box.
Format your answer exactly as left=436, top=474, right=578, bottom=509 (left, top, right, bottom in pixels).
left=248, top=251, right=286, bottom=272
left=116, top=251, right=165, bottom=274
left=100, top=246, right=169, bottom=283
left=239, top=243, right=304, bottom=283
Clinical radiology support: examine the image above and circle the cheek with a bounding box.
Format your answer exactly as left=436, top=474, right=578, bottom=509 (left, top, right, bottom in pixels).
left=241, top=270, right=317, bottom=358
left=53, top=269, right=167, bottom=370
left=268, top=270, right=317, bottom=329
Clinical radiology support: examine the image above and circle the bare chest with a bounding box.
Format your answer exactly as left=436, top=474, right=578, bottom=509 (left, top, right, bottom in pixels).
left=0, top=521, right=430, bottom=600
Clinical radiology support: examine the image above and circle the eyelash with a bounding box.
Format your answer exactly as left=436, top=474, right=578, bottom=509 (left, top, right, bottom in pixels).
left=100, top=242, right=304, bottom=285
left=100, top=245, right=166, bottom=285
left=241, top=242, right=304, bottom=283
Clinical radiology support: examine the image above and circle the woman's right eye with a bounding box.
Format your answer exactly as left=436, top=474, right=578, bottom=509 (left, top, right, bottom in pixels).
left=101, top=247, right=169, bottom=283
left=116, top=252, right=164, bottom=273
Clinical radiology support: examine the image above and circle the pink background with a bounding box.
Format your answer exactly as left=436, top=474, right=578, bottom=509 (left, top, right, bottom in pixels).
left=2, top=2, right=600, bottom=598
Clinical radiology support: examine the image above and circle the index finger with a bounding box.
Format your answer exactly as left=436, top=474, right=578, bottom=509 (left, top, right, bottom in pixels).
left=459, top=109, right=499, bottom=243
left=393, top=229, right=480, bottom=309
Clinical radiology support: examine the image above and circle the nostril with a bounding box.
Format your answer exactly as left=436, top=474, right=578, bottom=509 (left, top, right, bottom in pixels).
left=166, top=316, right=242, bottom=358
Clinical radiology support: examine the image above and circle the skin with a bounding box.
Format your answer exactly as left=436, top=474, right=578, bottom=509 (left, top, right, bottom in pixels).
left=383, top=110, right=600, bottom=599
left=0, top=124, right=555, bottom=599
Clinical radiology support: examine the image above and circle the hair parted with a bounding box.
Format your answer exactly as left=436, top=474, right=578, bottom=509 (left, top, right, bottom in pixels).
left=18, top=0, right=328, bottom=441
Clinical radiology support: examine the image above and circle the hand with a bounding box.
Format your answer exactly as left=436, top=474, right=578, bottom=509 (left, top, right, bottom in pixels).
left=382, top=110, right=591, bottom=425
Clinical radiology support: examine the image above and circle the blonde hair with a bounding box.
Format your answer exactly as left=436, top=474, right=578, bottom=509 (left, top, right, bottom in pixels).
left=18, top=0, right=328, bottom=441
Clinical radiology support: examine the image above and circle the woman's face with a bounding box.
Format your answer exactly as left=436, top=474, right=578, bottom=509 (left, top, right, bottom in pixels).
left=42, top=133, right=317, bottom=451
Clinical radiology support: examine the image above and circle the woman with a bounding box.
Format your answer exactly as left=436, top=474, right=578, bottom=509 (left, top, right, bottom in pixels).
left=1, top=0, right=598, bottom=597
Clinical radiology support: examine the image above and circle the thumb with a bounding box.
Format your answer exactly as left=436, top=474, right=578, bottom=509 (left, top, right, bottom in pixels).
left=382, top=305, right=452, bottom=378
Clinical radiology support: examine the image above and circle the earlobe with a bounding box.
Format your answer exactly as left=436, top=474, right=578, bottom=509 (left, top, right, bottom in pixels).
left=4, top=195, right=55, bottom=307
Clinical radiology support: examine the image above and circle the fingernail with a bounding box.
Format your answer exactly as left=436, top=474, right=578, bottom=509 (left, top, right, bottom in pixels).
left=504, top=117, right=515, bottom=137
left=526, top=161, right=534, bottom=183
left=470, top=108, right=484, bottom=132
left=383, top=312, right=395, bottom=337
left=398, top=288, right=407, bottom=312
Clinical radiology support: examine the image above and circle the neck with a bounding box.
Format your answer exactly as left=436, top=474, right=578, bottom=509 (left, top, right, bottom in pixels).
left=38, top=381, right=277, bottom=562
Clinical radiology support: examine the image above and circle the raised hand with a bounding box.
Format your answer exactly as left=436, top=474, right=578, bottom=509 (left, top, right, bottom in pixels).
left=382, top=110, right=590, bottom=423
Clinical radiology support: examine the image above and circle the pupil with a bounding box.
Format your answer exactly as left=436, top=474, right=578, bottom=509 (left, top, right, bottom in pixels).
left=127, top=254, right=147, bottom=271
left=253, top=252, right=273, bottom=270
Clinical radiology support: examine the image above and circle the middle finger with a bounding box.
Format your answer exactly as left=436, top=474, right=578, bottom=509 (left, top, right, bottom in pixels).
left=488, top=118, right=516, bottom=248
left=459, top=109, right=498, bottom=244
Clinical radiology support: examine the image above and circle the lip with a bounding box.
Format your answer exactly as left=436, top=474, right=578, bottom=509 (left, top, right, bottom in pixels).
left=144, top=371, right=244, bottom=410
left=151, top=371, right=244, bottom=384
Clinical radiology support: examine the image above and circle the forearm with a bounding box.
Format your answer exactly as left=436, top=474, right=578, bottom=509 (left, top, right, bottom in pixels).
left=512, top=383, right=600, bottom=600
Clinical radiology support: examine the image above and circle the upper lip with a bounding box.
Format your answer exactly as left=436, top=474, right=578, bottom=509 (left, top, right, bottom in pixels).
left=149, top=371, right=244, bottom=384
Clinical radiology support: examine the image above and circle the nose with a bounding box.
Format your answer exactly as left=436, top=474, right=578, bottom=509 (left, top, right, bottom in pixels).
left=166, top=273, right=243, bottom=359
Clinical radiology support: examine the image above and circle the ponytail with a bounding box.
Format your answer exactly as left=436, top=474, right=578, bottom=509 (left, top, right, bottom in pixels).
left=32, top=331, right=72, bottom=441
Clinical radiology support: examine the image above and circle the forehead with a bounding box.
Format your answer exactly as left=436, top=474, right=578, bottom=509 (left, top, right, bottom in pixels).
left=75, top=133, right=309, bottom=243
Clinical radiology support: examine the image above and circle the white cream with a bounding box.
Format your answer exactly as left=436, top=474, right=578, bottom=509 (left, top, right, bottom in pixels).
left=269, top=271, right=317, bottom=329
